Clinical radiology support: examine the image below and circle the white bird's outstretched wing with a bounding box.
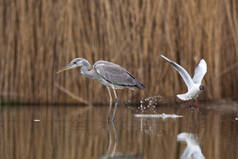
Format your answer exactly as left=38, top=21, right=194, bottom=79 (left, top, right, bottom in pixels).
left=193, top=59, right=207, bottom=84
left=161, top=55, right=193, bottom=90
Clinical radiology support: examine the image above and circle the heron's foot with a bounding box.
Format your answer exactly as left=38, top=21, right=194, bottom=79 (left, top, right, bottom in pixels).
left=111, top=116, right=116, bottom=123
left=107, top=117, right=111, bottom=124
left=107, top=115, right=116, bottom=123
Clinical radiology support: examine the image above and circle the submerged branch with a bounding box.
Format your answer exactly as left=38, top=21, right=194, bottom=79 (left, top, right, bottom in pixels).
left=55, top=83, right=91, bottom=105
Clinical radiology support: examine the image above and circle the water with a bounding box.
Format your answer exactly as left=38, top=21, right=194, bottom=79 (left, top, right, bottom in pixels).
left=0, top=104, right=237, bottom=159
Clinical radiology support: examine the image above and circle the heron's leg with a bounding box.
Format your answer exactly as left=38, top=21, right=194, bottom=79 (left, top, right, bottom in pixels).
left=106, top=86, right=113, bottom=121
left=106, top=115, right=112, bottom=155
left=106, top=87, right=113, bottom=154
left=111, top=120, right=118, bottom=156
left=112, top=89, right=118, bottom=122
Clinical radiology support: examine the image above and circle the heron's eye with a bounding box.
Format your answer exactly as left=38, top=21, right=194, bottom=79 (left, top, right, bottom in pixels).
left=73, top=62, right=77, bottom=64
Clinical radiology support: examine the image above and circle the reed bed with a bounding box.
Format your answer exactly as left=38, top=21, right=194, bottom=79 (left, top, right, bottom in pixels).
left=0, top=0, right=238, bottom=104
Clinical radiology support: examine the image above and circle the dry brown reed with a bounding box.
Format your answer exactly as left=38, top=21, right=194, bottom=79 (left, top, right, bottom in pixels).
left=0, top=0, right=238, bottom=104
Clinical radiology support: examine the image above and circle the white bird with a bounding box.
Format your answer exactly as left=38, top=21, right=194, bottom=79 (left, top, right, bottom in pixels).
left=161, top=55, right=207, bottom=101
left=177, top=133, right=205, bottom=159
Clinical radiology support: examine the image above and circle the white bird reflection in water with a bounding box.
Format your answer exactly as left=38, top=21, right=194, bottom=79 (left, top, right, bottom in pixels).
left=134, top=113, right=183, bottom=119
left=177, top=133, right=205, bottom=159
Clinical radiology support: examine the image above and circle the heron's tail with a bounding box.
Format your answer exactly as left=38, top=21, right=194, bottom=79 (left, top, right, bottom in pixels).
left=136, top=81, right=145, bottom=90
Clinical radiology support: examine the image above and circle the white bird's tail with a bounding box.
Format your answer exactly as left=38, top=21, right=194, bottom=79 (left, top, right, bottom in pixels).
left=177, top=94, right=191, bottom=101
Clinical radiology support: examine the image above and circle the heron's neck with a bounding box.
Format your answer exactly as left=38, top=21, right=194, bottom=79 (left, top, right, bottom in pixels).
left=80, top=60, right=95, bottom=79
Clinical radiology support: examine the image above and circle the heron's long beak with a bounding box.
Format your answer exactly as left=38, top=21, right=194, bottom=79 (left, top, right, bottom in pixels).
left=57, top=64, right=73, bottom=74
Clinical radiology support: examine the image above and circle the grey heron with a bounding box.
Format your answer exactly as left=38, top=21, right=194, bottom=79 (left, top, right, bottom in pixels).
left=57, top=58, right=145, bottom=121
left=161, top=55, right=207, bottom=101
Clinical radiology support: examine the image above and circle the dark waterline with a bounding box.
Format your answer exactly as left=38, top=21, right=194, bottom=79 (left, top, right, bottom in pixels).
left=0, top=104, right=237, bottom=159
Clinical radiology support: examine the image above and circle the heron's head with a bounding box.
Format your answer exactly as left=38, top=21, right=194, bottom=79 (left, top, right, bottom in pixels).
left=199, top=85, right=205, bottom=91
left=57, top=58, right=85, bottom=73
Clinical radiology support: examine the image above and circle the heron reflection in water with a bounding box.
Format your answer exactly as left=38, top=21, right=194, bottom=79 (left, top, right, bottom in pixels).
left=57, top=58, right=145, bottom=121
left=100, top=119, right=143, bottom=159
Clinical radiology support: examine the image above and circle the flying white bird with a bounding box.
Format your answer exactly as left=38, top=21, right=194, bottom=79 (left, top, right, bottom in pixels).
left=177, top=133, right=205, bottom=159
left=161, top=55, right=207, bottom=101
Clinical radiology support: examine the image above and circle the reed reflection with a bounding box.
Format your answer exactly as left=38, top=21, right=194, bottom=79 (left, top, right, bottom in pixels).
left=0, top=105, right=237, bottom=159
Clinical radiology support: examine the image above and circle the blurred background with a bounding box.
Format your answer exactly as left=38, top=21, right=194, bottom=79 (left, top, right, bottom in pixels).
left=1, top=0, right=238, bottom=104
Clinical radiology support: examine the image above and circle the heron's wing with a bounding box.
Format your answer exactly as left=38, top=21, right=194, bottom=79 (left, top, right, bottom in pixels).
left=161, top=55, right=193, bottom=89
left=192, top=59, right=207, bottom=84
left=94, top=61, right=144, bottom=89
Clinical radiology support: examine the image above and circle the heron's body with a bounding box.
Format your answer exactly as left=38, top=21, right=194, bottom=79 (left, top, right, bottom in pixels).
left=57, top=58, right=145, bottom=121
left=92, top=61, right=145, bottom=90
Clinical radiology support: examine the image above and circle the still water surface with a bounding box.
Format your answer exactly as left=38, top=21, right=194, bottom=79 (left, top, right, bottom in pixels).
left=0, top=104, right=237, bottom=159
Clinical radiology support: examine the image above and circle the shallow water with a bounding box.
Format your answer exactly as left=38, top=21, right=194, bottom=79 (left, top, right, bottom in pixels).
left=0, top=104, right=237, bottom=159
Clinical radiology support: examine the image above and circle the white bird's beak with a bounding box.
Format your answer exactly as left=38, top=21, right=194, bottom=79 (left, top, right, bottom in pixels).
left=57, top=64, right=74, bottom=74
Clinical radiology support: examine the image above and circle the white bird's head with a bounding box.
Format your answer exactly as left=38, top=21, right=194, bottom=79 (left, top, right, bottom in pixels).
left=199, top=85, right=205, bottom=91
